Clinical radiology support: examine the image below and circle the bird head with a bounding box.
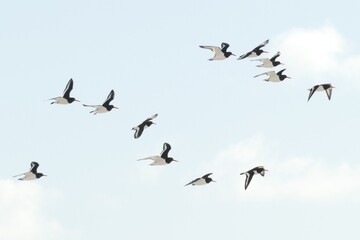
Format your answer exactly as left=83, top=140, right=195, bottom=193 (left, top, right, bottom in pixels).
left=68, top=98, right=80, bottom=104
left=108, top=105, right=119, bottom=111
left=37, top=173, right=47, bottom=178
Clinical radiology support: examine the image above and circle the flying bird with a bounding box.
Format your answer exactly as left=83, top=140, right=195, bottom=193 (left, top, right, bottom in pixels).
left=254, top=69, right=291, bottom=82
left=48, top=78, right=80, bottom=104
left=13, top=162, right=47, bottom=181
left=132, top=114, right=158, bottom=139
left=240, top=166, right=267, bottom=190
left=185, top=173, right=215, bottom=186
left=251, top=51, right=284, bottom=68
left=237, top=39, right=269, bottom=60
left=308, top=83, right=335, bottom=101
left=199, top=42, right=236, bottom=61
left=138, top=143, right=178, bottom=166
left=83, top=90, right=118, bottom=114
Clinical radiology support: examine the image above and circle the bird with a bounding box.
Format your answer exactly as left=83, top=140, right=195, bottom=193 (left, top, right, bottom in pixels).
left=253, top=69, right=291, bottom=82
left=237, top=39, right=269, bottom=60
left=138, top=142, right=178, bottom=166
left=307, top=83, right=335, bottom=101
left=185, top=173, right=215, bottom=186
left=13, top=162, right=47, bottom=181
left=83, top=90, right=118, bottom=114
left=240, top=166, right=268, bottom=190
left=132, top=114, right=158, bottom=139
left=251, top=51, right=284, bottom=68
left=48, top=78, right=80, bottom=104
left=199, top=42, right=236, bottom=61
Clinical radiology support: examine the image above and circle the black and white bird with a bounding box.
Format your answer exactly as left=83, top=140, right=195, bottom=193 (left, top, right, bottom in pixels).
left=199, top=42, right=236, bottom=61
left=83, top=90, right=118, bottom=114
left=49, top=78, right=80, bottom=104
left=237, top=39, right=269, bottom=60
left=251, top=51, right=284, bottom=68
left=254, top=69, right=291, bottom=82
left=132, top=114, right=158, bottom=139
left=308, top=83, right=335, bottom=101
left=138, top=143, right=178, bottom=166
left=13, top=162, right=47, bottom=181
left=240, top=166, right=267, bottom=190
left=185, top=173, right=215, bottom=186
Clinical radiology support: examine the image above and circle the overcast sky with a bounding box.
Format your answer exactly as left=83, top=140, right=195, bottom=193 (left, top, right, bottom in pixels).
left=1, top=1, right=360, bottom=239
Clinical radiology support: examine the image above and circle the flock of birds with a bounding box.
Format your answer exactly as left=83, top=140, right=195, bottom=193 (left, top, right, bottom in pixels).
left=13, top=39, right=335, bottom=191
left=200, top=39, right=335, bottom=101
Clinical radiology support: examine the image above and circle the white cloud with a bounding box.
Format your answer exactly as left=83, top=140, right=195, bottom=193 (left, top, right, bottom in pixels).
left=272, top=26, right=359, bottom=86
left=210, top=135, right=360, bottom=202
left=0, top=180, right=62, bottom=240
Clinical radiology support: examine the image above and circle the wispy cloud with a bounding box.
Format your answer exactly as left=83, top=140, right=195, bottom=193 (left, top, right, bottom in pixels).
left=272, top=26, right=359, bottom=86
left=0, top=180, right=62, bottom=240
left=209, top=135, right=360, bottom=202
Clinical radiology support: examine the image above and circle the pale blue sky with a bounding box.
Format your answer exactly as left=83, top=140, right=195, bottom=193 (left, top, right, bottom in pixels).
left=0, top=1, right=359, bottom=239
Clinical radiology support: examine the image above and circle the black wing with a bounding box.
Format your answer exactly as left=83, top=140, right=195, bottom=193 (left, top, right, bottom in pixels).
left=221, top=43, right=230, bottom=53
left=143, top=113, right=158, bottom=124
left=308, top=85, right=319, bottom=102
left=270, top=52, right=280, bottom=62
left=63, top=79, right=74, bottom=99
left=133, top=125, right=144, bottom=139
left=103, top=90, right=115, bottom=107
left=325, top=86, right=332, bottom=100
left=238, top=51, right=251, bottom=60
left=277, top=68, right=286, bottom=76
left=202, top=173, right=213, bottom=179
left=252, top=39, right=269, bottom=52
left=30, top=162, right=39, bottom=174
left=244, top=172, right=254, bottom=190
left=160, top=142, right=171, bottom=158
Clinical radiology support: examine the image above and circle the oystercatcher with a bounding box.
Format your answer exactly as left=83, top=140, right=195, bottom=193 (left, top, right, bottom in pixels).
left=238, top=39, right=269, bottom=60
left=185, top=173, right=215, bottom=186
left=138, top=143, right=178, bottom=166
left=132, top=114, right=158, bottom=139
left=308, top=83, right=335, bottom=101
left=199, top=42, right=236, bottom=61
left=240, top=166, right=267, bottom=190
left=49, top=78, right=79, bottom=104
left=13, top=162, right=47, bottom=181
left=83, top=90, right=118, bottom=114
left=251, top=51, right=283, bottom=68
left=254, top=69, right=291, bottom=82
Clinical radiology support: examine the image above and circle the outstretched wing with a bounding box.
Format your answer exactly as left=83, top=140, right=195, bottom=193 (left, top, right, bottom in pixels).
left=270, top=51, right=280, bottom=62
left=307, top=85, right=319, bottom=102
left=325, top=87, right=332, bottom=100
left=277, top=68, right=286, bottom=76
left=254, top=71, right=275, bottom=78
left=185, top=177, right=201, bottom=186
left=202, top=173, right=213, bottom=179
left=30, top=162, right=39, bottom=174
left=244, top=172, right=254, bottom=190
left=252, top=39, right=269, bottom=52
left=144, top=113, right=158, bottom=123
left=63, top=79, right=73, bottom=98
left=103, top=90, right=115, bottom=106
left=199, top=45, right=222, bottom=56
left=132, top=126, right=144, bottom=139
left=237, top=51, right=251, bottom=60
left=160, top=143, right=171, bottom=158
